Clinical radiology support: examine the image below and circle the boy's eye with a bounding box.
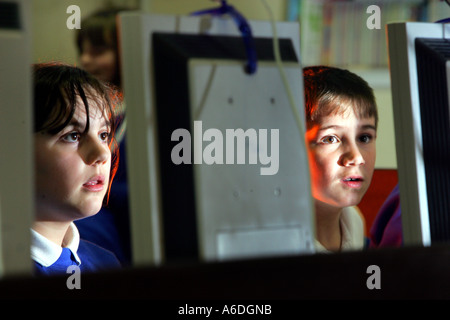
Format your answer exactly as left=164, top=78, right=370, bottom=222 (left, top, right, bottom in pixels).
left=321, top=136, right=339, bottom=144
left=92, top=47, right=109, bottom=56
left=359, top=134, right=372, bottom=143
left=62, top=132, right=81, bottom=143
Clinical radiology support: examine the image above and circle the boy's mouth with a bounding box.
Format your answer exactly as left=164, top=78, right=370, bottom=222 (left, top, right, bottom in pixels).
left=341, top=176, right=364, bottom=188
left=343, top=176, right=363, bottom=182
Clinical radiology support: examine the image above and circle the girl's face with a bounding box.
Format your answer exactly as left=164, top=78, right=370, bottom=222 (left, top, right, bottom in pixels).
left=34, top=97, right=112, bottom=222
left=79, top=39, right=117, bottom=84
left=306, top=108, right=377, bottom=210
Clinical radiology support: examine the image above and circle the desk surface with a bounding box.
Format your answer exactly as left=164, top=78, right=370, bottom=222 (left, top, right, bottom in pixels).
left=1, top=245, right=449, bottom=300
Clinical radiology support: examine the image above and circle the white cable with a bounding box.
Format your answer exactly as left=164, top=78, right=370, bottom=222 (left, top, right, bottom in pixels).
left=261, top=0, right=307, bottom=146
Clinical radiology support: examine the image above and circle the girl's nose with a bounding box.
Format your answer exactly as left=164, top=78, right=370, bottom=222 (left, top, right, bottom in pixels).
left=82, top=136, right=110, bottom=166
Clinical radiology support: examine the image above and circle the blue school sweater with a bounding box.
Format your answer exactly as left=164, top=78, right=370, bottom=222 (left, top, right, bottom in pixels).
left=32, top=223, right=121, bottom=276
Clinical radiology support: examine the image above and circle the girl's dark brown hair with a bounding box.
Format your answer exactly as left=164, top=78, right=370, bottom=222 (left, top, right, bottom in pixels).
left=303, top=65, right=378, bottom=129
left=33, top=62, right=121, bottom=202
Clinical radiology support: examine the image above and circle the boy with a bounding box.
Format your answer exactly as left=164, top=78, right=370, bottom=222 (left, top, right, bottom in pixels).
left=303, top=66, right=378, bottom=252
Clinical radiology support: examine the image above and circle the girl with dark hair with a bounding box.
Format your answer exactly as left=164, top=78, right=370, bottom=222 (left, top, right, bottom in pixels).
left=32, top=62, right=121, bottom=275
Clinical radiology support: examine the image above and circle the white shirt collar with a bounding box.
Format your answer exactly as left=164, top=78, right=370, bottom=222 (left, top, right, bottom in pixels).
left=31, top=223, right=82, bottom=267
left=314, top=206, right=364, bottom=253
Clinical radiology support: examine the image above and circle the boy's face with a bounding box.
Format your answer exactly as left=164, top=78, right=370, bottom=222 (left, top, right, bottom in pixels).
left=306, top=109, right=376, bottom=210
left=34, top=97, right=112, bottom=222
left=80, top=39, right=117, bottom=85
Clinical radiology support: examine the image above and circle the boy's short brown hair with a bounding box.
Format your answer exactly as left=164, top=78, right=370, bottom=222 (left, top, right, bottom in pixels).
left=303, top=66, right=378, bottom=129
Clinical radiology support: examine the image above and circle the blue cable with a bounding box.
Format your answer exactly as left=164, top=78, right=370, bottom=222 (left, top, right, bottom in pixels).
left=191, top=0, right=258, bottom=74
left=436, top=17, right=450, bottom=23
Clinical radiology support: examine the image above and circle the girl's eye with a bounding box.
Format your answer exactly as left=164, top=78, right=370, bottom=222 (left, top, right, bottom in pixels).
left=62, top=132, right=81, bottom=143
left=99, top=131, right=110, bottom=142
left=359, top=134, right=373, bottom=144
left=321, top=136, right=339, bottom=144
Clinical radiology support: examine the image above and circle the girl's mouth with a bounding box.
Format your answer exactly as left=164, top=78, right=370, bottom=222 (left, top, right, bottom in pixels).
left=83, top=175, right=105, bottom=192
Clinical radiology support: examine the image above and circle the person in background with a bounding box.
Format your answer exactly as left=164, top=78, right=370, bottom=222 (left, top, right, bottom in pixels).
left=74, top=7, right=133, bottom=265
left=303, top=66, right=378, bottom=252
left=76, top=7, right=126, bottom=89
left=369, top=184, right=403, bottom=248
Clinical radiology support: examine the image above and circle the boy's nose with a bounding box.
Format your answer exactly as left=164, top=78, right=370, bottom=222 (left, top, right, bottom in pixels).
left=341, top=143, right=365, bottom=167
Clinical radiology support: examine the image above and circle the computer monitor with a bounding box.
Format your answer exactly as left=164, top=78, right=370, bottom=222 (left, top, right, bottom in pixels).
left=119, top=12, right=315, bottom=265
left=387, top=22, right=450, bottom=246
left=0, top=0, right=33, bottom=276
